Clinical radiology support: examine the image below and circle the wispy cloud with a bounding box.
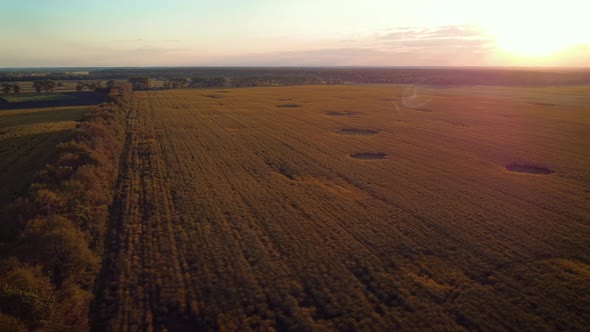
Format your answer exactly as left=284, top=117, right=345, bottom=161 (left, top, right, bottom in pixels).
left=201, top=25, right=500, bottom=66
left=374, top=25, right=495, bottom=50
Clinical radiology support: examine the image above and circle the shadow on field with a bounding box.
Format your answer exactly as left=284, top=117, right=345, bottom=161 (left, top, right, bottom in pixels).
left=506, top=163, right=554, bottom=175
left=0, top=129, right=73, bottom=203
left=337, top=128, right=379, bottom=136
left=351, top=152, right=387, bottom=160
left=326, top=111, right=359, bottom=116
left=0, top=91, right=107, bottom=110
left=0, top=107, right=89, bottom=128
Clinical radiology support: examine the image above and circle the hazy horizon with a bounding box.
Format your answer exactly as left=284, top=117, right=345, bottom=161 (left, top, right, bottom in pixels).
left=3, top=65, right=590, bottom=70
left=1, top=0, right=589, bottom=67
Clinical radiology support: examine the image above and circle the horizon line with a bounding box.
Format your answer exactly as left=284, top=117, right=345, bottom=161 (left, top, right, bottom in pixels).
left=2, top=65, right=590, bottom=71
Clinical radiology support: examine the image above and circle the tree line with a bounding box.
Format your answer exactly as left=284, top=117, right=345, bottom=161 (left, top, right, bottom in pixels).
left=75, top=80, right=112, bottom=92
left=4, top=67, right=590, bottom=86
left=0, top=73, right=89, bottom=83
left=128, top=76, right=229, bottom=90
left=1, top=83, right=21, bottom=94
left=0, top=82, right=133, bottom=331
left=127, top=75, right=339, bottom=91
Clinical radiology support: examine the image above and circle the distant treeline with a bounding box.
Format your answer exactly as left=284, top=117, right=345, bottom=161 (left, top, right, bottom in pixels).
left=0, top=83, right=133, bottom=331
left=127, top=75, right=336, bottom=90
left=97, top=67, right=590, bottom=86
left=4, top=67, right=590, bottom=86
left=0, top=73, right=90, bottom=82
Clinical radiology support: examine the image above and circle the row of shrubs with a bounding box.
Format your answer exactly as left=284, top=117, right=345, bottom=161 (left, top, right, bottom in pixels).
left=0, top=82, right=133, bottom=331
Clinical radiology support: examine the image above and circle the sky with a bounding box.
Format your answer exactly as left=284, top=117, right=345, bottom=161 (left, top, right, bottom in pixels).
left=1, top=0, right=589, bottom=67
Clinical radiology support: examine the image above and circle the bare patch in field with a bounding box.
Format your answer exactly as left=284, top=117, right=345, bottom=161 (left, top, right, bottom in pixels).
left=326, top=111, right=359, bottom=116
left=277, top=104, right=302, bottom=108
left=351, top=152, right=387, bottom=160
left=265, top=159, right=298, bottom=180
left=216, top=90, right=231, bottom=93
left=506, top=163, right=554, bottom=175
left=337, top=128, right=379, bottom=136
left=204, top=95, right=222, bottom=99
left=451, top=122, right=467, bottom=127
left=533, top=102, right=556, bottom=107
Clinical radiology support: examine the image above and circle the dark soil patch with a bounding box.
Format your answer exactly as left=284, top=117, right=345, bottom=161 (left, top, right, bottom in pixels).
left=534, top=102, right=556, bottom=107
left=337, top=128, right=379, bottom=136
left=216, top=90, right=231, bottom=93
left=351, top=152, right=387, bottom=160
left=506, top=163, right=554, bottom=175
left=204, top=95, right=222, bottom=99
left=326, top=111, right=359, bottom=116
left=277, top=104, right=302, bottom=108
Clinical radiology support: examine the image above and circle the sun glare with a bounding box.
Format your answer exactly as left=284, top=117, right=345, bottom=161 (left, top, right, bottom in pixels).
left=478, top=1, right=589, bottom=59
left=493, top=25, right=575, bottom=58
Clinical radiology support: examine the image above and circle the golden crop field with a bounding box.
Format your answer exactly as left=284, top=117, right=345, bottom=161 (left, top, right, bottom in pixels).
left=96, top=85, right=590, bottom=331
left=0, top=106, right=90, bottom=203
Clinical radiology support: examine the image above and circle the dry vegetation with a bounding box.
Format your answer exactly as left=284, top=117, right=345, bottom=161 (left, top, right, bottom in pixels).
left=96, top=85, right=589, bottom=331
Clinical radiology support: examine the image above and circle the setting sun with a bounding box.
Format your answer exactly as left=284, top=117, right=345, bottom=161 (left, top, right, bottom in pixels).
left=494, top=29, right=573, bottom=57
left=478, top=1, right=590, bottom=59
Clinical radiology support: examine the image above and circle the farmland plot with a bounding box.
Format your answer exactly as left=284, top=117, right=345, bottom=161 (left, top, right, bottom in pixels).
left=96, top=85, right=590, bottom=331
left=0, top=106, right=90, bottom=203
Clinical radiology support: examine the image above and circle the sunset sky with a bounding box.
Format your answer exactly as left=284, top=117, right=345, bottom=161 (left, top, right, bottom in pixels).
left=1, top=0, right=589, bottom=67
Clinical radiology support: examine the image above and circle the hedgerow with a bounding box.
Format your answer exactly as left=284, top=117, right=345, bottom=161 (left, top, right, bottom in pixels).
left=0, top=82, right=132, bottom=331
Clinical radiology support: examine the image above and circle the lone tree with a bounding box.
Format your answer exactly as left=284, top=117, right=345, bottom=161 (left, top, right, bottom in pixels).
left=33, top=80, right=43, bottom=93
left=33, top=80, right=56, bottom=93
left=12, top=84, right=20, bottom=94
left=106, top=80, right=117, bottom=88
left=42, top=80, right=56, bottom=93
left=1, top=84, right=11, bottom=94
left=128, top=77, right=150, bottom=90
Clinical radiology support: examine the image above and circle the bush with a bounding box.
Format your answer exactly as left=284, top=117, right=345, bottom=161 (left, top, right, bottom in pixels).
left=0, top=260, right=56, bottom=330
left=20, top=215, right=98, bottom=287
